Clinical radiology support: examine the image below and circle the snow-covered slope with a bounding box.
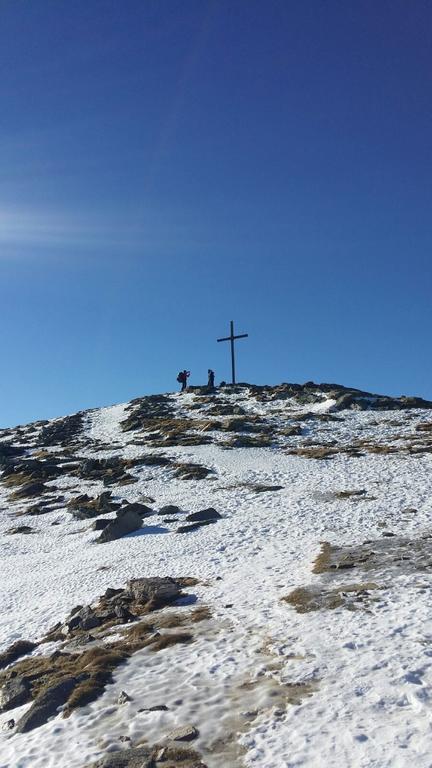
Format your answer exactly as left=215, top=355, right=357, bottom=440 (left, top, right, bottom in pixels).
left=1, top=382, right=432, bottom=768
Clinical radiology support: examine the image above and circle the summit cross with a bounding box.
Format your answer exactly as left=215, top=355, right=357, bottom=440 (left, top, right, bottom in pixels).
left=217, top=320, right=249, bottom=385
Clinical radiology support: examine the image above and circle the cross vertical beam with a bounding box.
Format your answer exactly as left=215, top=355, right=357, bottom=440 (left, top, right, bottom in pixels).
left=230, top=320, right=236, bottom=386
left=217, top=320, right=249, bottom=385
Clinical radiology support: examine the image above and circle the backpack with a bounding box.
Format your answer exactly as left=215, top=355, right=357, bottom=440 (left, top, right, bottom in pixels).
left=176, top=373, right=183, bottom=383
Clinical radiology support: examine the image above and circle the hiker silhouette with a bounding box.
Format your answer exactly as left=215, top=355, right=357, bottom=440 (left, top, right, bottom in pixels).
left=176, top=370, right=190, bottom=392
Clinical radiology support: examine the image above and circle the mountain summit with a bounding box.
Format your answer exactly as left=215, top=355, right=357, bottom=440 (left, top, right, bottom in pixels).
left=1, top=382, right=432, bottom=767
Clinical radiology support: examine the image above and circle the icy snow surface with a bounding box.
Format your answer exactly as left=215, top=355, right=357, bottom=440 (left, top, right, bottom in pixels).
left=1, top=389, right=432, bottom=767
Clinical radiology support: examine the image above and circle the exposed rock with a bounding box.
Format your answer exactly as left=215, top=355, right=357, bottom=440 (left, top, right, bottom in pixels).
left=173, top=464, right=214, bottom=480
left=132, top=454, right=171, bottom=467
left=177, top=521, right=216, bottom=534
left=119, top=502, right=155, bottom=518
left=251, top=484, right=283, bottom=493
left=138, top=704, right=168, bottom=712
left=154, top=743, right=207, bottom=766
left=185, top=508, right=221, bottom=523
left=0, top=677, right=31, bottom=712
left=166, top=724, right=199, bottom=742
left=63, top=633, right=95, bottom=650
left=117, top=690, right=131, bottom=704
left=0, top=444, right=26, bottom=466
left=1, top=457, right=64, bottom=486
left=9, top=481, right=48, bottom=500
left=91, top=518, right=111, bottom=531
left=126, top=577, right=181, bottom=607
left=69, top=491, right=121, bottom=521
left=222, top=434, right=273, bottom=448
left=86, top=747, right=154, bottom=768
left=15, top=676, right=79, bottom=733
left=280, top=425, right=303, bottom=437
left=416, top=422, right=432, bottom=432
left=0, top=640, right=36, bottom=670
left=6, top=525, right=35, bottom=535
left=38, top=413, right=84, bottom=447
left=75, top=456, right=136, bottom=486
left=158, top=505, right=183, bottom=516
left=335, top=489, right=367, bottom=499
left=25, top=503, right=54, bottom=516
left=67, top=606, right=101, bottom=633
left=96, top=508, right=142, bottom=543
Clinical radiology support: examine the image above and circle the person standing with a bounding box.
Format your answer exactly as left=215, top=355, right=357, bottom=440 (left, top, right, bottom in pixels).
left=177, top=370, right=190, bottom=392
left=208, top=369, right=215, bottom=388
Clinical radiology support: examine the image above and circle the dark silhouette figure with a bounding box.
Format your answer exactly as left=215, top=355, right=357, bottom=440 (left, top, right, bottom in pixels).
left=208, top=369, right=215, bottom=388
left=177, top=370, right=190, bottom=392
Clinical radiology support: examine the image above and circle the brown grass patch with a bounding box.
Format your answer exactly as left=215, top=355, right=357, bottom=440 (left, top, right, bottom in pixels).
left=282, top=582, right=381, bottom=613
left=146, top=632, right=193, bottom=652
left=1, top=581, right=210, bottom=723
left=312, top=542, right=333, bottom=573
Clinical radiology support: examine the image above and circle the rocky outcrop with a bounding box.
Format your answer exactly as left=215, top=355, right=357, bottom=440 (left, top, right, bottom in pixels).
left=126, top=577, right=181, bottom=607
left=0, top=444, right=27, bottom=466
left=38, top=413, right=84, bottom=447
left=0, top=640, right=36, bottom=670
left=75, top=457, right=135, bottom=486
left=0, top=677, right=31, bottom=712
left=9, top=481, right=49, bottom=500
left=68, top=491, right=121, bottom=521
left=0, top=577, right=199, bottom=733
left=15, top=677, right=79, bottom=733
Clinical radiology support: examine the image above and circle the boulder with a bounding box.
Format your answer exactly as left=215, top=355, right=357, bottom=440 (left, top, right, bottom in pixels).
left=185, top=508, right=221, bottom=523
left=96, top=508, right=142, bottom=544
left=0, top=677, right=31, bottom=712
left=15, top=677, right=78, bottom=733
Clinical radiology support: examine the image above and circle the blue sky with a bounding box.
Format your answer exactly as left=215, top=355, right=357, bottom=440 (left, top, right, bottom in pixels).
left=1, top=0, right=431, bottom=426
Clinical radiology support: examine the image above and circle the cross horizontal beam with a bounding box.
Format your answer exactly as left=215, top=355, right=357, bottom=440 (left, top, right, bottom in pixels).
left=217, top=333, right=248, bottom=342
